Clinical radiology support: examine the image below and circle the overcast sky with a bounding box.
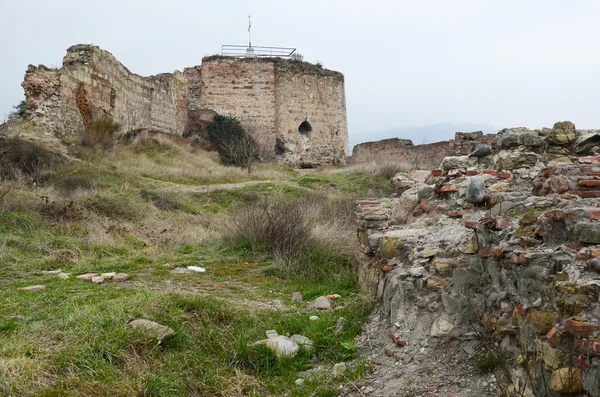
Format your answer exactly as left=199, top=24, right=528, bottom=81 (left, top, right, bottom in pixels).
left=1, top=0, right=599, bottom=148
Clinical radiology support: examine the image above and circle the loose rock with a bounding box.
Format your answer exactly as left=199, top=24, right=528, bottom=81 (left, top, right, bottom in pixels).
left=313, top=296, right=332, bottom=310
left=128, top=319, right=175, bottom=342
left=17, top=285, right=45, bottom=292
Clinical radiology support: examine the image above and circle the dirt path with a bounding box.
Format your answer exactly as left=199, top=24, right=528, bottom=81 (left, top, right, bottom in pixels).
left=157, top=179, right=312, bottom=194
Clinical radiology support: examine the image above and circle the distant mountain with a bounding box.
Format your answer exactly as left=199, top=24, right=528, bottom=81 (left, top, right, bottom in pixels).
left=349, top=123, right=495, bottom=153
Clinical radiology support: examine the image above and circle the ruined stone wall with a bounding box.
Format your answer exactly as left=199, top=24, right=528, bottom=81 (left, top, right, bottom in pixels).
left=354, top=122, right=600, bottom=396
left=349, top=132, right=496, bottom=170
left=189, top=57, right=348, bottom=166
left=23, top=45, right=188, bottom=137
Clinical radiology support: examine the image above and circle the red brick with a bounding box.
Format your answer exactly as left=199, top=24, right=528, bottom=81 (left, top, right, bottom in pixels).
left=575, top=355, right=590, bottom=371
left=565, top=319, right=599, bottom=337
left=579, top=156, right=600, bottom=164
left=579, top=179, right=600, bottom=187
left=429, top=212, right=442, bottom=217
left=550, top=177, right=570, bottom=193
left=467, top=170, right=482, bottom=176
left=591, top=248, right=600, bottom=258
left=583, top=169, right=600, bottom=177
left=535, top=182, right=544, bottom=189
left=356, top=200, right=379, bottom=206
left=545, top=210, right=565, bottom=221
left=497, top=172, right=513, bottom=180
left=542, top=169, right=557, bottom=178
left=495, top=217, right=509, bottom=229
left=478, top=247, right=503, bottom=258
left=511, top=253, right=526, bottom=264
left=546, top=327, right=560, bottom=347
left=439, top=185, right=459, bottom=192
left=464, top=221, right=479, bottom=229
left=420, top=200, right=430, bottom=213
left=590, top=209, right=600, bottom=220
left=412, top=208, right=424, bottom=216
left=559, top=194, right=578, bottom=200
left=517, top=304, right=525, bottom=316
left=382, top=265, right=397, bottom=272
left=436, top=204, right=449, bottom=212
left=574, top=339, right=600, bottom=356
left=576, top=248, right=591, bottom=261
left=574, top=191, right=600, bottom=198
left=567, top=242, right=580, bottom=250
left=431, top=169, right=444, bottom=177
left=448, top=210, right=466, bottom=218
left=463, top=202, right=473, bottom=210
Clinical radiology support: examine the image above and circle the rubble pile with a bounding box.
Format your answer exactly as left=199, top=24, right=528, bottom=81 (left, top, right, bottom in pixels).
left=354, top=122, right=600, bottom=396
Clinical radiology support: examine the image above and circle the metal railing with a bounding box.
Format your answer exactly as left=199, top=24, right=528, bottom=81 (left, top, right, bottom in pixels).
left=221, top=45, right=297, bottom=58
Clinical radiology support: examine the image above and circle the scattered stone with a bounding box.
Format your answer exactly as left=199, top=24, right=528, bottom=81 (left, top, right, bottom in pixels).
left=91, top=276, right=104, bottom=284
left=113, top=273, right=130, bottom=282
left=57, top=273, right=69, bottom=280
left=76, top=273, right=98, bottom=280
left=309, top=316, right=319, bottom=321
left=128, top=319, right=175, bottom=342
left=313, top=296, right=332, bottom=310
left=551, top=368, right=583, bottom=393
left=326, top=294, right=341, bottom=300
left=291, top=334, right=313, bottom=350
left=465, top=178, right=487, bottom=204
left=295, top=378, right=305, bottom=386
left=100, top=272, right=116, bottom=279
left=430, top=317, right=456, bottom=338
left=334, top=317, right=345, bottom=335
left=256, top=336, right=299, bottom=357
left=291, top=292, right=303, bottom=302
left=332, top=362, right=347, bottom=379
left=266, top=329, right=278, bottom=339
left=42, top=269, right=62, bottom=275
left=468, top=144, right=492, bottom=158
left=17, top=285, right=45, bottom=292
left=409, top=266, right=427, bottom=278
left=187, top=266, right=206, bottom=273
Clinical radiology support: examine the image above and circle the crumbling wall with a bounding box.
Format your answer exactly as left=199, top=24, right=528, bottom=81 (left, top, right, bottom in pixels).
left=355, top=122, right=600, bottom=396
left=23, top=45, right=188, bottom=137
left=188, top=57, right=348, bottom=166
left=350, top=131, right=496, bottom=170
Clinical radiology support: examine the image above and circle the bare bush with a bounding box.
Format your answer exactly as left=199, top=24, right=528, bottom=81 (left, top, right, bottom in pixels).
left=228, top=198, right=311, bottom=265
left=81, top=117, right=121, bottom=150
left=0, top=182, right=15, bottom=213
left=208, top=115, right=260, bottom=173
left=0, top=137, right=60, bottom=183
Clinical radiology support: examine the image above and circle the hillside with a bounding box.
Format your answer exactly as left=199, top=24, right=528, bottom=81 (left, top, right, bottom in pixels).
left=0, top=130, right=398, bottom=396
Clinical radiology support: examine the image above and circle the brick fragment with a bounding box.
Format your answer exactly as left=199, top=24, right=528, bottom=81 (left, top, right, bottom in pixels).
left=589, top=209, right=600, bottom=221
left=355, top=200, right=379, bottom=206
left=439, top=185, right=459, bottom=192
left=495, top=217, right=509, bottom=230
left=574, top=339, right=600, bottom=356
left=436, top=204, right=449, bottom=212
left=412, top=208, right=424, bottom=216
left=546, top=327, right=560, bottom=347
left=448, top=210, right=466, bottom=218
left=419, top=200, right=430, bottom=213
left=565, top=319, right=598, bottom=338
left=574, top=191, right=600, bottom=198
left=431, top=169, right=443, bottom=177
left=578, top=179, right=600, bottom=187
left=464, top=221, right=479, bottom=229
left=579, top=156, right=600, bottom=164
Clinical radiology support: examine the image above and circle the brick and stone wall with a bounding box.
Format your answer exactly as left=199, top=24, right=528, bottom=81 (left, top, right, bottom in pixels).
left=354, top=122, right=600, bottom=396
left=23, top=45, right=188, bottom=137
left=19, top=46, right=348, bottom=167
left=187, top=57, right=348, bottom=167
left=349, top=131, right=496, bottom=170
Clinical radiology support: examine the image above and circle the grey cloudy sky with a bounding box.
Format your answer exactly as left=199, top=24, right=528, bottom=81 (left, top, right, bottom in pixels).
left=1, top=0, right=599, bottom=148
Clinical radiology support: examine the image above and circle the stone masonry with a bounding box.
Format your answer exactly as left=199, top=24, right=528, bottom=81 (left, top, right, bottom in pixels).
left=354, top=122, right=600, bottom=396
left=349, top=131, right=496, bottom=170
left=17, top=45, right=348, bottom=167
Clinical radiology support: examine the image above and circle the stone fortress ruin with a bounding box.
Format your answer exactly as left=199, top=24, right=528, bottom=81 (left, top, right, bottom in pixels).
left=18, top=44, right=348, bottom=167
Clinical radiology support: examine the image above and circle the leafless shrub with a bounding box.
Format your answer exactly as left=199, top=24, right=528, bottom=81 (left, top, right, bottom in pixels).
left=228, top=198, right=311, bottom=265
left=0, top=182, right=15, bottom=214
left=81, top=117, right=120, bottom=150
left=0, top=137, right=60, bottom=183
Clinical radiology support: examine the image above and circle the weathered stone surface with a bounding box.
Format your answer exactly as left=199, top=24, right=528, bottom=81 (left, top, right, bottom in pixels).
left=113, top=273, right=130, bottom=282
left=128, top=319, right=175, bottom=341
left=574, top=222, right=600, bottom=244
left=17, top=285, right=45, bottom=292
left=430, top=317, right=456, bottom=338
left=551, top=368, right=583, bottom=393
left=76, top=273, right=98, bottom=280
left=549, top=121, right=577, bottom=145
left=495, top=150, right=542, bottom=170
left=313, top=296, right=332, bottom=310
left=290, top=334, right=313, bottom=350
left=332, top=362, right=347, bottom=378
left=440, top=156, right=478, bottom=171
left=91, top=276, right=104, bottom=284
left=465, top=178, right=487, bottom=204
left=291, top=292, right=303, bottom=302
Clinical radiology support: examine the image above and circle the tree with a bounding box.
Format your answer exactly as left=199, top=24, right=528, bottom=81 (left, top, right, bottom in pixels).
left=207, top=115, right=260, bottom=173
left=8, top=100, right=26, bottom=120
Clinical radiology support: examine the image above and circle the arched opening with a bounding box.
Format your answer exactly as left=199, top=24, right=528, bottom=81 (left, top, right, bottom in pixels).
left=298, top=121, right=312, bottom=135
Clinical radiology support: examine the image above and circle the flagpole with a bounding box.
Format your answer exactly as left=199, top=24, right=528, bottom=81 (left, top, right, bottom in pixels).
left=248, top=15, right=252, bottom=48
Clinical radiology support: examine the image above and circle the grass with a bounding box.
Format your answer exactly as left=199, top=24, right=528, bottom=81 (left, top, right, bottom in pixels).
left=0, top=135, right=380, bottom=396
